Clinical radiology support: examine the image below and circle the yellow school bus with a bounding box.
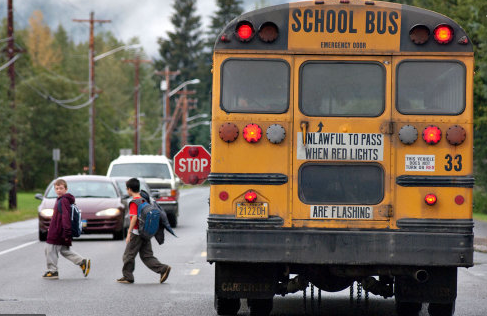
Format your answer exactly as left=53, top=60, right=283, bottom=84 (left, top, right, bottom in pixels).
left=207, top=1, right=473, bottom=315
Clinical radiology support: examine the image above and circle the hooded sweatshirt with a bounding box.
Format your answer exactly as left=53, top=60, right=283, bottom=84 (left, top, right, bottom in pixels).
left=46, top=193, right=75, bottom=246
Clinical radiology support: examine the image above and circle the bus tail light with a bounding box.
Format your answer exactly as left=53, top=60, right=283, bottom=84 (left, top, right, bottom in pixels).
left=425, top=194, right=437, bottom=206
left=422, top=125, right=442, bottom=145
left=446, top=125, right=466, bottom=146
left=455, top=195, right=465, bottom=205
left=219, top=123, right=239, bottom=143
left=398, top=125, right=418, bottom=145
left=266, top=124, right=286, bottom=144
left=434, top=24, right=454, bottom=44
left=409, top=25, right=430, bottom=45
left=236, top=21, right=254, bottom=42
left=243, top=124, right=262, bottom=143
left=219, top=191, right=229, bottom=201
left=258, top=22, right=279, bottom=43
left=244, top=191, right=257, bottom=202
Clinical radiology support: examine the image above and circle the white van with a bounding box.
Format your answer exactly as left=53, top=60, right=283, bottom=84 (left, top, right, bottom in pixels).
left=107, top=155, right=180, bottom=227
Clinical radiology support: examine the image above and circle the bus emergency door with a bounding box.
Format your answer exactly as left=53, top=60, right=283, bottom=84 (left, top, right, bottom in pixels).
left=292, top=55, right=393, bottom=229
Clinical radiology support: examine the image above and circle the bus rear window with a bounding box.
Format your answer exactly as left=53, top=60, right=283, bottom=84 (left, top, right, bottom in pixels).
left=299, top=164, right=384, bottom=204
left=397, top=61, right=465, bottom=115
left=221, top=59, right=289, bottom=113
left=300, top=62, right=385, bottom=117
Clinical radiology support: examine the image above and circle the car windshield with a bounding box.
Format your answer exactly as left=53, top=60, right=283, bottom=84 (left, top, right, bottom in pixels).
left=110, top=163, right=171, bottom=179
left=46, top=181, right=119, bottom=198
left=114, top=179, right=151, bottom=196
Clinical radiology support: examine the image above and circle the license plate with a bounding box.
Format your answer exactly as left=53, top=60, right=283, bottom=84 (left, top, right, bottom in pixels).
left=236, top=203, right=268, bottom=218
left=82, top=220, right=87, bottom=228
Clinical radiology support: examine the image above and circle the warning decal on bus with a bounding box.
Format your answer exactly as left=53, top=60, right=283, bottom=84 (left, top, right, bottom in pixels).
left=297, top=132, right=384, bottom=161
left=405, top=155, right=435, bottom=172
left=310, top=205, right=374, bottom=219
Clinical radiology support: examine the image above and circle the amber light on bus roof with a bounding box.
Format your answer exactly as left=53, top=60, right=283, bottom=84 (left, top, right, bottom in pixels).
left=409, top=25, right=430, bottom=45
left=422, top=125, right=442, bottom=145
left=434, top=25, right=454, bottom=44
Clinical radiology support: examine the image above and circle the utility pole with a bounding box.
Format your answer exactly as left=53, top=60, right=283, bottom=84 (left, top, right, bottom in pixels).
left=155, top=67, right=179, bottom=157
left=123, top=56, right=151, bottom=154
left=5, top=0, right=21, bottom=209
left=177, top=89, right=196, bottom=147
left=73, top=12, right=110, bottom=174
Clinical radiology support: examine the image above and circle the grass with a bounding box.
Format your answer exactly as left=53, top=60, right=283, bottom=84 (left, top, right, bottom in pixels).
left=473, top=212, right=487, bottom=222
left=0, top=192, right=40, bottom=225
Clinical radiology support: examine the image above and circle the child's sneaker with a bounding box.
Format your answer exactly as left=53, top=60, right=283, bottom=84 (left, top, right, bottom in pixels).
left=117, top=277, right=134, bottom=284
left=160, top=266, right=171, bottom=283
left=42, top=271, right=58, bottom=279
left=80, top=259, right=91, bottom=277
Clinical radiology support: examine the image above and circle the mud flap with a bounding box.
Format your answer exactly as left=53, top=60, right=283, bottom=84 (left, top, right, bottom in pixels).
left=215, top=262, right=277, bottom=299
left=395, top=267, right=457, bottom=303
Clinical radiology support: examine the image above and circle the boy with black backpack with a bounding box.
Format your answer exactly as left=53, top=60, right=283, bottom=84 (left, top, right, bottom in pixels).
left=117, top=178, right=171, bottom=284
left=43, top=179, right=90, bottom=279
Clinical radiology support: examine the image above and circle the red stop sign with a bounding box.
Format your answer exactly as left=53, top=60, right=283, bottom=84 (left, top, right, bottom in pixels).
left=174, top=145, right=211, bottom=185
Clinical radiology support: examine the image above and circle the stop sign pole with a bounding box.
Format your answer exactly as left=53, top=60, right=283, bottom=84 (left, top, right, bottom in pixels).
left=174, top=145, right=211, bottom=185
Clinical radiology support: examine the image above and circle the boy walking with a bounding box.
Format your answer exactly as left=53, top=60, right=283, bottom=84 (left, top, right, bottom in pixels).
left=43, top=179, right=90, bottom=279
left=117, top=178, right=171, bottom=284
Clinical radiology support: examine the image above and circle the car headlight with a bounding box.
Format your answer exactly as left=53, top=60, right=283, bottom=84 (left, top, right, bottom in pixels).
left=95, top=208, right=121, bottom=217
left=40, top=209, right=54, bottom=217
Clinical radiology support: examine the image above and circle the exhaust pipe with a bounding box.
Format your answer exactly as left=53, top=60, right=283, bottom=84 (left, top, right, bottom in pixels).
left=413, top=270, right=429, bottom=283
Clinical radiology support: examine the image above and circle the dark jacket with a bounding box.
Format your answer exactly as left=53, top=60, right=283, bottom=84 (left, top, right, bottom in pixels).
left=46, top=193, right=75, bottom=246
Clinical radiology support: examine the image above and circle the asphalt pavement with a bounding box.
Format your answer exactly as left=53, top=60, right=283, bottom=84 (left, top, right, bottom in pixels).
left=0, top=190, right=486, bottom=315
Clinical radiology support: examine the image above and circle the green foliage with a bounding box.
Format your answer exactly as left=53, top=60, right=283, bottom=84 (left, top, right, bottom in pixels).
left=156, top=0, right=209, bottom=156
left=474, top=189, right=487, bottom=215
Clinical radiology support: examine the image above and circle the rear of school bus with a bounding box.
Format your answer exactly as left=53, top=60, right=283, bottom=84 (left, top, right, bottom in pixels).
left=207, top=1, right=474, bottom=315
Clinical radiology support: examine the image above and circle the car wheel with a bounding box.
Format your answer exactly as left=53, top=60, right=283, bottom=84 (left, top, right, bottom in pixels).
left=168, top=213, right=178, bottom=228
left=39, top=230, right=47, bottom=242
left=113, top=229, right=124, bottom=240
left=215, top=296, right=240, bottom=315
left=396, top=301, right=422, bottom=316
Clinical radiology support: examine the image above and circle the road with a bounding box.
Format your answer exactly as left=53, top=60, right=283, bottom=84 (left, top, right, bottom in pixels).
left=0, top=187, right=486, bottom=315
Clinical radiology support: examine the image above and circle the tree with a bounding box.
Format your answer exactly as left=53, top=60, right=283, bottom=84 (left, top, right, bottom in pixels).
left=156, top=0, right=206, bottom=156
left=26, top=10, right=61, bottom=69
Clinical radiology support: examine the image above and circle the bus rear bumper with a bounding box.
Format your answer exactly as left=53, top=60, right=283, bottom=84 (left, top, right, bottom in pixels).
left=207, top=228, right=473, bottom=267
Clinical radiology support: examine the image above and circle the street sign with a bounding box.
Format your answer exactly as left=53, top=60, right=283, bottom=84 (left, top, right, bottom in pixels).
left=174, top=145, right=211, bottom=185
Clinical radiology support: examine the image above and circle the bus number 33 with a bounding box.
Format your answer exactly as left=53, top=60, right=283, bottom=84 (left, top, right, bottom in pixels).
left=445, top=154, right=462, bottom=171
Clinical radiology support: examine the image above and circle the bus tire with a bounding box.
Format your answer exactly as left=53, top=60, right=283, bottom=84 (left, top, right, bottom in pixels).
left=215, top=296, right=240, bottom=315
left=248, top=298, right=273, bottom=316
left=428, top=302, right=455, bottom=316
left=395, top=301, right=422, bottom=316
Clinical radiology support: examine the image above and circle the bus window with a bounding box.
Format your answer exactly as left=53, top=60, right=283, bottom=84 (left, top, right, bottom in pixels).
left=221, top=59, right=289, bottom=113
left=298, top=164, right=384, bottom=204
left=397, top=61, right=465, bottom=115
left=300, top=62, right=385, bottom=117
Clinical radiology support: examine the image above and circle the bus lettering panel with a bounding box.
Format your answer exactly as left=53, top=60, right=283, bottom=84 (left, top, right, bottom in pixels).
left=288, top=5, right=401, bottom=52
left=297, top=132, right=384, bottom=161
left=310, top=205, right=374, bottom=219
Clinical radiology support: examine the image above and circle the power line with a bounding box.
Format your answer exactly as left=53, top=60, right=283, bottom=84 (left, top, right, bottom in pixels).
left=15, top=70, right=96, bottom=110
left=0, top=54, right=20, bottom=72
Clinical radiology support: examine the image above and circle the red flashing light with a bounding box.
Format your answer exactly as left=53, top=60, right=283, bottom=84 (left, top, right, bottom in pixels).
left=425, top=194, right=437, bottom=206
left=244, top=191, right=257, bottom=203
left=236, top=22, right=254, bottom=42
left=243, top=124, right=262, bottom=143
left=422, top=125, right=442, bottom=145
left=455, top=195, right=465, bottom=205
left=434, top=25, right=454, bottom=44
